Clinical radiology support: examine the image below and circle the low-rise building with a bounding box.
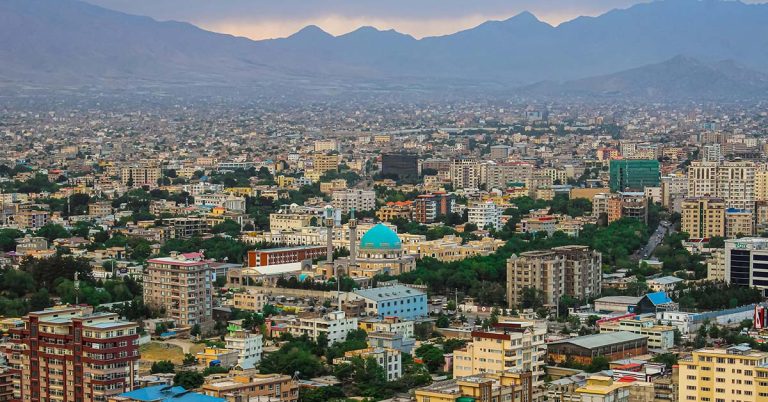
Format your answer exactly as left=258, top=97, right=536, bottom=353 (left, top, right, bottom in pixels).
left=547, top=332, right=648, bottom=366
left=598, top=316, right=676, bottom=350
left=351, top=285, right=428, bottom=320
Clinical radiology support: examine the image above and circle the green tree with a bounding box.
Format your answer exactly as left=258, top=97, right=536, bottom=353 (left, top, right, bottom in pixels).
left=173, top=371, right=204, bottom=389
left=415, top=344, right=444, bottom=373
left=150, top=360, right=175, bottom=374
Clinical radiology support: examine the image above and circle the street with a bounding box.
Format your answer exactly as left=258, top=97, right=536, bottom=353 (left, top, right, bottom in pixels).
left=634, top=220, right=672, bottom=260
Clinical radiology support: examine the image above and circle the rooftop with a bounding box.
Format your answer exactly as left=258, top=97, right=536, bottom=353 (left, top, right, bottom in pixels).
left=119, top=385, right=224, bottom=402
left=353, top=285, right=425, bottom=302
left=548, top=331, right=647, bottom=350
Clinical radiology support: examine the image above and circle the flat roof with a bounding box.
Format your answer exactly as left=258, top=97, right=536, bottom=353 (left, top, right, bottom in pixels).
left=548, top=331, right=647, bottom=350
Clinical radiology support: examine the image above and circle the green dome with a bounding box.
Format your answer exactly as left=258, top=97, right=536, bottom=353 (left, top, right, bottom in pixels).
left=360, top=223, right=402, bottom=250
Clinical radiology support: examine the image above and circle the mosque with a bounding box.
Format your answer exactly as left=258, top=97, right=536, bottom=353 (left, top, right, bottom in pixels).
left=338, top=223, right=416, bottom=278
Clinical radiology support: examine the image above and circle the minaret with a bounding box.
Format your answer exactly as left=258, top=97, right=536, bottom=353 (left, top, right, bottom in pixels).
left=348, top=208, right=357, bottom=268
left=324, top=206, right=335, bottom=265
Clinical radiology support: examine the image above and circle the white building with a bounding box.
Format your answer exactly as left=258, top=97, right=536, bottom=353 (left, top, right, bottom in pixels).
left=224, top=324, right=263, bottom=370
left=287, top=310, right=358, bottom=345
left=467, top=201, right=503, bottom=230
left=333, top=347, right=402, bottom=381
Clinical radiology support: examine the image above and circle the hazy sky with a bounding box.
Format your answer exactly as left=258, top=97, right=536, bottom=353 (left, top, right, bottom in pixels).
left=84, top=0, right=764, bottom=40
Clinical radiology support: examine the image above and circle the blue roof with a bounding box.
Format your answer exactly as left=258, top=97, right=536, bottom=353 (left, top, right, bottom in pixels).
left=360, top=223, right=402, bottom=250
left=645, top=291, right=673, bottom=306
left=120, top=385, right=225, bottom=402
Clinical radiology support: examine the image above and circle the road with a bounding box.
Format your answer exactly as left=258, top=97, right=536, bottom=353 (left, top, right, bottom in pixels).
left=635, top=220, right=672, bottom=260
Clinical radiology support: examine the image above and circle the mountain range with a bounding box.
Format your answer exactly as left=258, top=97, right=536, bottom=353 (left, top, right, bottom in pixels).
left=2, top=0, right=768, bottom=99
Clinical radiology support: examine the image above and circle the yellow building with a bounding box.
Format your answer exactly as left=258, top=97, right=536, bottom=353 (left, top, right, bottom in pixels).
left=224, top=187, right=254, bottom=197
left=404, top=235, right=505, bottom=262
left=415, top=371, right=532, bottom=402
left=681, top=197, right=725, bottom=239
left=202, top=373, right=298, bottom=402
left=196, top=347, right=239, bottom=368
left=572, top=375, right=656, bottom=402
left=453, top=320, right=546, bottom=400
left=319, top=178, right=347, bottom=194
left=679, top=345, right=768, bottom=402
left=755, top=168, right=768, bottom=202
left=312, top=153, right=340, bottom=173
left=725, top=208, right=754, bottom=238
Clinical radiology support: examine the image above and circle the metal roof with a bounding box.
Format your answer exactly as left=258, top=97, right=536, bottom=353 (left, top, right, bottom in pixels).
left=548, top=331, right=647, bottom=350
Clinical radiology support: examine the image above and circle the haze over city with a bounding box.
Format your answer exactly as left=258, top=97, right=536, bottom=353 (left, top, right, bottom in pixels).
left=2, top=1, right=768, bottom=402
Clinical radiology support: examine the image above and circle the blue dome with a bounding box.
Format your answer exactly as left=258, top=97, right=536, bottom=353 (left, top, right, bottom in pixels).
left=360, top=224, right=402, bottom=250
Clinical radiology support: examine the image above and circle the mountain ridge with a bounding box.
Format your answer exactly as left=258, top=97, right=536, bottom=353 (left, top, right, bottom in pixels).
left=2, top=0, right=768, bottom=99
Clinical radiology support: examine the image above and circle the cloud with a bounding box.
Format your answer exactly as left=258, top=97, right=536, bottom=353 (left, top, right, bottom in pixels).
left=83, top=0, right=767, bottom=39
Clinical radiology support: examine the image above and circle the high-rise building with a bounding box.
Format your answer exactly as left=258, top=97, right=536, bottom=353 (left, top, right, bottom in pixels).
left=467, top=201, right=503, bottom=230
left=661, top=174, right=689, bottom=212
left=381, top=153, right=418, bottom=179
left=411, top=193, right=455, bottom=224
left=608, top=159, right=660, bottom=192
left=607, top=192, right=648, bottom=223
left=688, top=161, right=755, bottom=211
left=8, top=306, right=140, bottom=402
left=450, top=159, right=482, bottom=189
left=755, top=167, right=768, bottom=202
left=453, top=319, right=547, bottom=400
left=724, top=237, right=768, bottom=296
left=506, top=246, right=602, bottom=308
left=679, top=345, right=768, bottom=402
left=143, top=252, right=214, bottom=333
left=681, top=197, right=725, bottom=239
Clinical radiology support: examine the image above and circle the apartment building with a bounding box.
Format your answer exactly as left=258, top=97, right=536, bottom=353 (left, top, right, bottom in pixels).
left=311, top=153, right=340, bottom=173
left=467, top=201, right=503, bottom=231
left=333, top=347, right=402, bottom=381
left=681, top=197, right=726, bottom=239
left=506, top=246, right=602, bottom=308
left=412, top=193, right=454, bottom=224
left=450, top=159, right=482, bottom=189
left=313, top=139, right=339, bottom=152
left=120, top=165, right=161, bottom=188
left=679, top=345, right=768, bottom=402
left=143, top=252, right=214, bottom=332
left=483, top=161, right=534, bottom=190
left=7, top=307, right=140, bottom=402
left=202, top=373, right=298, bottom=402
left=415, top=371, right=533, bottom=402
left=726, top=208, right=755, bottom=238
left=269, top=211, right=317, bottom=231
left=688, top=161, right=756, bottom=211
left=285, top=311, right=358, bottom=345
left=453, top=320, right=547, bottom=399
left=331, top=189, right=376, bottom=213
left=376, top=202, right=413, bottom=222
left=231, top=289, right=268, bottom=312
left=223, top=322, right=262, bottom=370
